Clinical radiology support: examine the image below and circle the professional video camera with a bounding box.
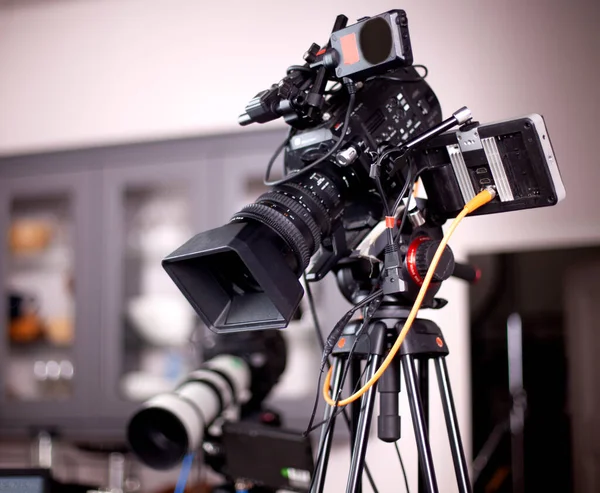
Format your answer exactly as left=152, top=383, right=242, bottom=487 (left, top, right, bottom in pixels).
left=128, top=331, right=319, bottom=492
left=127, top=329, right=283, bottom=466
left=162, top=10, right=564, bottom=334
left=130, top=8, right=565, bottom=493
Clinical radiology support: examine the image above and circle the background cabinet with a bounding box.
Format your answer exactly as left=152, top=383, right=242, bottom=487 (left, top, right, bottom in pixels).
left=0, top=169, right=101, bottom=433
left=0, top=129, right=350, bottom=441
left=215, top=148, right=327, bottom=430
left=97, top=158, right=213, bottom=436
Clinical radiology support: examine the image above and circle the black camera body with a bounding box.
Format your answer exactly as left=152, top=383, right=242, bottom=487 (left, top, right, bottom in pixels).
left=284, top=66, right=442, bottom=191
left=277, top=66, right=443, bottom=282
left=163, top=64, right=444, bottom=333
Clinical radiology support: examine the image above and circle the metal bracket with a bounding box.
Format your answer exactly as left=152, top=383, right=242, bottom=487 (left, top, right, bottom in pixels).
left=457, top=125, right=483, bottom=153
left=446, top=144, right=476, bottom=203
left=448, top=122, right=515, bottom=203
left=481, top=137, right=514, bottom=202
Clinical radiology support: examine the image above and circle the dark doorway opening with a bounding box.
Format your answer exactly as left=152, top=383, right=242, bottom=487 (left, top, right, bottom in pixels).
left=469, top=245, right=600, bottom=493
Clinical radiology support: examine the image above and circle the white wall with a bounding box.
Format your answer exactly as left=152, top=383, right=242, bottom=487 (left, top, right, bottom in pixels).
left=1, top=0, right=600, bottom=491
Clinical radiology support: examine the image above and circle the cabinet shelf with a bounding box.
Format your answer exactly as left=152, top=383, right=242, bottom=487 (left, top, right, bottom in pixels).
left=8, top=340, right=73, bottom=356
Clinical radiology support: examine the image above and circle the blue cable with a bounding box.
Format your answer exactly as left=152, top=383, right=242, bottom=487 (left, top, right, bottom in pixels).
left=174, top=453, right=195, bottom=493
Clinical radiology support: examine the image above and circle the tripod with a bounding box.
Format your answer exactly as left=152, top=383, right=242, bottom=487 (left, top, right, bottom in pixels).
left=311, top=300, right=471, bottom=493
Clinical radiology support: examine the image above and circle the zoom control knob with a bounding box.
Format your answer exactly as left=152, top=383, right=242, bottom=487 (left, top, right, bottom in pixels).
left=406, top=237, right=455, bottom=285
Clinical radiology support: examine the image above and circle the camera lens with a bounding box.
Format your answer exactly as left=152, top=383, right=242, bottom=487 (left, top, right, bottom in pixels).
left=127, top=406, right=189, bottom=470
left=128, top=355, right=252, bottom=469
left=162, top=167, right=358, bottom=332
left=232, top=171, right=344, bottom=273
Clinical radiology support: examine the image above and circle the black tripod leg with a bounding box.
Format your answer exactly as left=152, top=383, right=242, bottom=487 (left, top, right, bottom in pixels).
left=402, top=354, right=439, bottom=493
left=312, top=358, right=346, bottom=493
left=418, top=358, right=430, bottom=493
left=345, top=354, right=381, bottom=493
left=434, top=357, right=472, bottom=493
left=350, top=360, right=362, bottom=453
left=419, top=358, right=430, bottom=424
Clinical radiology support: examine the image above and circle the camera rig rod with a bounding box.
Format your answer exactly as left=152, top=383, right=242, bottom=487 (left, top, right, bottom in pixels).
left=403, top=107, right=472, bottom=153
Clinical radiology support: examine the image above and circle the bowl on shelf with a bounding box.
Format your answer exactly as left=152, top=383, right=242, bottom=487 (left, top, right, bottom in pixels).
left=127, top=294, right=196, bottom=347
left=45, top=316, right=75, bottom=346
left=9, top=312, right=44, bottom=343
left=8, top=292, right=43, bottom=343
left=9, top=219, right=53, bottom=254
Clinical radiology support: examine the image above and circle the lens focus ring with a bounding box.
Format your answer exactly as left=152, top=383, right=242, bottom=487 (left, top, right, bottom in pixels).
left=230, top=170, right=344, bottom=275
left=295, top=172, right=342, bottom=220
left=234, top=202, right=311, bottom=271
left=257, top=191, right=322, bottom=252
left=281, top=182, right=332, bottom=236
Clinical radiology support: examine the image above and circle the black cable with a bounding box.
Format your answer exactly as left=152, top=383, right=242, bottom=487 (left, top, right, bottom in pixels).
left=306, top=291, right=381, bottom=435
left=304, top=274, right=380, bottom=493
left=287, top=65, right=314, bottom=75
left=392, top=165, right=436, bottom=223
left=353, top=289, right=384, bottom=311
left=377, top=147, right=407, bottom=170
left=320, top=289, right=383, bottom=370
left=373, top=175, right=395, bottom=248
left=305, top=290, right=381, bottom=435
left=305, top=316, right=372, bottom=436
left=306, top=330, right=374, bottom=493
left=392, top=164, right=414, bottom=215
left=303, top=272, right=326, bottom=357
left=369, top=64, right=429, bottom=83
left=265, top=83, right=357, bottom=187
left=306, top=352, right=381, bottom=493
left=374, top=177, right=391, bottom=218
left=394, top=442, right=411, bottom=493
left=306, top=334, right=364, bottom=492
left=373, top=145, right=415, bottom=218
left=377, top=142, right=438, bottom=215
left=396, top=176, right=417, bottom=239
left=363, top=461, right=380, bottom=493
left=308, top=328, right=372, bottom=434
left=371, top=145, right=412, bottom=250
left=376, top=146, right=409, bottom=217
left=264, top=129, right=296, bottom=185
left=303, top=273, right=330, bottom=436
left=305, top=369, right=326, bottom=436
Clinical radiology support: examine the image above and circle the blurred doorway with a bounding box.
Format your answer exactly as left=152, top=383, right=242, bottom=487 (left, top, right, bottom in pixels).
left=469, top=245, right=600, bottom=493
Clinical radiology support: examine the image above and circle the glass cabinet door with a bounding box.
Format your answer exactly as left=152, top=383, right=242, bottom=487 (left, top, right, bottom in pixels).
left=6, top=193, right=75, bottom=400
left=0, top=170, right=96, bottom=423
left=101, top=161, right=210, bottom=412
left=219, top=151, right=323, bottom=423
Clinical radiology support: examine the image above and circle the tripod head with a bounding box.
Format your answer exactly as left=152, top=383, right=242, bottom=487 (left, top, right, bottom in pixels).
left=333, top=194, right=479, bottom=309
left=313, top=201, right=481, bottom=492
